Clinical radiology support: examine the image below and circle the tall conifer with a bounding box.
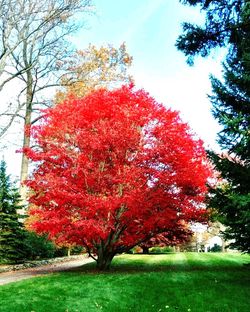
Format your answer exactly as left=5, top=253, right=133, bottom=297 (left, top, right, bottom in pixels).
left=177, top=0, right=250, bottom=252
left=0, top=160, right=25, bottom=262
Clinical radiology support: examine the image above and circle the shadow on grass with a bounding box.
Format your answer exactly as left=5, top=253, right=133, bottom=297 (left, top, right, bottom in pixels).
left=60, top=254, right=250, bottom=275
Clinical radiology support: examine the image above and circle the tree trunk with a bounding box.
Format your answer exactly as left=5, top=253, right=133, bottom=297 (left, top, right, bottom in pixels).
left=96, top=249, right=115, bottom=271
left=67, top=247, right=71, bottom=257
left=221, top=238, right=226, bottom=253
left=142, top=246, right=149, bottom=254
left=19, top=67, right=33, bottom=214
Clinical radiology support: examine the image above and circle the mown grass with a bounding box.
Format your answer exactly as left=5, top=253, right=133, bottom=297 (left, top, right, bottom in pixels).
left=0, top=253, right=249, bottom=312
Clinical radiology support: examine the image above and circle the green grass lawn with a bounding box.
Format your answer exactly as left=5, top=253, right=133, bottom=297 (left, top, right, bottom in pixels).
left=0, top=253, right=249, bottom=312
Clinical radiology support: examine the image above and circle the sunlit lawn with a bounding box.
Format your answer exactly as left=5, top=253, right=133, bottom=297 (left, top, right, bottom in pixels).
left=0, top=253, right=249, bottom=312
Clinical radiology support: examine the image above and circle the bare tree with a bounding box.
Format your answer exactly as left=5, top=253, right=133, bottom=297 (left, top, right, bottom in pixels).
left=0, top=0, right=29, bottom=90
left=0, top=0, right=93, bottom=204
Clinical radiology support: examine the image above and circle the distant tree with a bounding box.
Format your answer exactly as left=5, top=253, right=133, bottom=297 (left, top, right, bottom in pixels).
left=0, top=160, right=25, bottom=263
left=209, top=243, right=222, bottom=252
left=55, top=43, right=133, bottom=103
left=24, top=86, right=211, bottom=270
left=177, top=0, right=250, bottom=253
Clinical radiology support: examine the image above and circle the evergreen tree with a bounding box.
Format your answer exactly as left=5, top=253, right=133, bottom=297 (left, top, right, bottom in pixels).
left=177, top=0, right=250, bottom=252
left=0, top=160, right=25, bottom=262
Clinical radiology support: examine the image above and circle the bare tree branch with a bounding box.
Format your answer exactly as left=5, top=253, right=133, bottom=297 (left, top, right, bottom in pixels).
left=0, top=0, right=93, bottom=204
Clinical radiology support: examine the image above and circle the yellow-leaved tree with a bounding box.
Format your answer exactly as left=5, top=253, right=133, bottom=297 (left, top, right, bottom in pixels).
left=55, top=43, right=133, bottom=103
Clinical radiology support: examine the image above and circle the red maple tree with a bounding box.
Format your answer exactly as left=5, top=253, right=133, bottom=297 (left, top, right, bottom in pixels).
left=25, top=86, right=211, bottom=270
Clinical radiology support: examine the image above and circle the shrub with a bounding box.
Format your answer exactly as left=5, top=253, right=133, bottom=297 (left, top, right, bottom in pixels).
left=149, top=246, right=174, bottom=254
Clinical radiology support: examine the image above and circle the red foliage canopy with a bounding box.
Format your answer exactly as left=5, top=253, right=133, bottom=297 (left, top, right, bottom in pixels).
left=25, top=86, right=211, bottom=267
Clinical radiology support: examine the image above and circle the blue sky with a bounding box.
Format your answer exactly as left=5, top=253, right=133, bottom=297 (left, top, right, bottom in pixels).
left=72, top=0, right=223, bottom=150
